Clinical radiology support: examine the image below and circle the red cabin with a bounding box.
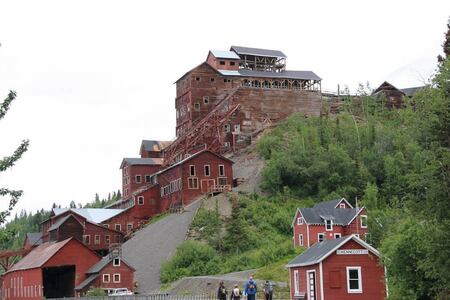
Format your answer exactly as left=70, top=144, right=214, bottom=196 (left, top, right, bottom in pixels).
left=292, top=198, right=368, bottom=248
left=286, top=235, right=387, bottom=300
left=120, top=157, right=163, bottom=200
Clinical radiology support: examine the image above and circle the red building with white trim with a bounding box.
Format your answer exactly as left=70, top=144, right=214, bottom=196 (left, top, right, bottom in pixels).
left=286, top=235, right=387, bottom=300
left=292, top=198, right=368, bottom=248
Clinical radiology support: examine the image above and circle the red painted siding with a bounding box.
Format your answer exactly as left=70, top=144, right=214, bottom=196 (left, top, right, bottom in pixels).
left=1, top=268, right=42, bottom=300
left=343, top=208, right=368, bottom=241
left=93, top=260, right=134, bottom=292
left=122, top=164, right=162, bottom=199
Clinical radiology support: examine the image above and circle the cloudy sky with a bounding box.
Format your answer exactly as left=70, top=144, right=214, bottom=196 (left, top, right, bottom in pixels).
left=0, top=0, right=449, bottom=216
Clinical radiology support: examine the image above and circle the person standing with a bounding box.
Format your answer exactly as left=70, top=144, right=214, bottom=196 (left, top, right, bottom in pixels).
left=245, top=276, right=257, bottom=300
left=218, top=281, right=228, bottom=300
left=230, top=284, right=241, bottom=300
left=263, top=280, right=273, bottom=300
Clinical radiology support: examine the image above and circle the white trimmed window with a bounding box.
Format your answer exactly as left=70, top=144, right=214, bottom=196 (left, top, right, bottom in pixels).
left=334, top=233, right=342, bottom=239
left=113, top=274, right=121, bottom=283
left=204, top=165, right=210, bottom=176
left=95, top=235, right=100, bottom=245
left=127, top=223, right=133, bottom=231
left=219, top=165, right=225, bottom=177
left=103, top=274, right=110, bottom=283
left=318, top=233, right=325, bottom=243
left=325, top=219, right=333, bottom=231
left=83, top=235, right=90, bottom=245
left=297, top=217, right=303, bottom=225
left=113, top=258, right=120, bottom=267
left=105, top=235, right=110, bottom=244
left=135, top=175, right=141, bottom=183
left=137, top=196, right=144, bottom=205
left=188, top=177, right=199, bottom=189
left=346, top=267, right=362, bottom=293
left=145, top=175, right=151, bottom=183
left=294, top=270, right=300, bottom=296
left=299, top=234, right=304, bottom=246
left=360, top=215, right=368, bottom=228
left=340, top=203, right=346, bottom=208
left=115, top=224, right=121, bottom=231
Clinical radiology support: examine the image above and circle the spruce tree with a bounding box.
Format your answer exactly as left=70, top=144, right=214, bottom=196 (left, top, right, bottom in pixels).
left=0, top=91, right=29, bottom=224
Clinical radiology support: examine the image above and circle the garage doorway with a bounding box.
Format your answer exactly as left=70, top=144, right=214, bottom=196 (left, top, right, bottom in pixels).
left=42, top=265, right=75, bottom=298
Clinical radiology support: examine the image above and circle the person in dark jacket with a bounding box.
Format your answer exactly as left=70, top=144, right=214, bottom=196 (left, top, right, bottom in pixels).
left=230, top=284, right=241, bottom=300
left=263, top=280, right=273, bottom=300
left=218, top=281, right=228, bottom=300
left=244, top=277, right=257, bottom=300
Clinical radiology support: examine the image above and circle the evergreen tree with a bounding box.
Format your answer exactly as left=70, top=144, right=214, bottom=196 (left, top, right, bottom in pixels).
left=69, top=200, right=76, bottom=208
left=0, top=91, right=29, bottom=224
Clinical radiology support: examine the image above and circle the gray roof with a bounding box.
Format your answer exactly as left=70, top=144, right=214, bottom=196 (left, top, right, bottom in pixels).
left=286, top=235, right=380, bottom=267
left=209, top=50, right=240, bottom=60
left=300, top=206, right=360, bottom=225
left=230, top=45, right=287, bottom=58
left=48, top=215, right=74, bottom=231
left=25, top=232, right=43, bottom=246
left=121, top=157, right=164, bottom=168
left=87, top=256, right=111, bottom=274
left=74, top=274, right=99, bottom=291
left=141, top=140, right=171, bottom=152
left=217, top=69, right=321, bottom=81
left=400, top=86, right=424, bottom=97
left=312, top=198, right=352, bottom=210
left=52, top=208, right=124, bottom=224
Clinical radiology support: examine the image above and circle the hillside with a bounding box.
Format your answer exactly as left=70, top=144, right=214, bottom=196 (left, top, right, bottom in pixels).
left=160, top=58, right=450, bottom=299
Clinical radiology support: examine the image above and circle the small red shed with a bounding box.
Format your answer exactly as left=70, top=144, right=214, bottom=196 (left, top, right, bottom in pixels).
left=286, top=235, right=387, bottom=300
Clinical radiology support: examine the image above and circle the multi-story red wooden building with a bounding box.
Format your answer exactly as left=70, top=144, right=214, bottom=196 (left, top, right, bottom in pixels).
left=286, top=235, right=386, bottom=300
left=164, top=46, right=322, bottom=165
left=292, top=198, right=368, bottom=248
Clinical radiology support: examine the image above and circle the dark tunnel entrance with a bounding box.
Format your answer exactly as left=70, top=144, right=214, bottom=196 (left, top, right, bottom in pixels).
left=42, top=265, right=75, bottom=298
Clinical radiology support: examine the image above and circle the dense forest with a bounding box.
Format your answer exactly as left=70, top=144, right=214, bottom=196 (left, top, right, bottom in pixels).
left=0, top=190, right=121, bottom=250
left=162, top=56, right=450, bottom=299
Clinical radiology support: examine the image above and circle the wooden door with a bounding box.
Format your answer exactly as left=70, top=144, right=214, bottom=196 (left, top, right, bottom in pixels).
left=307, top=270, right=317, bottom=300
left=201, top=179, right=215, bottom=193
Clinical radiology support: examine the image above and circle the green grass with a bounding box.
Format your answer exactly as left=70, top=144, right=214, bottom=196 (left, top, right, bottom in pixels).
left=253, top=248, right=304, bottom=283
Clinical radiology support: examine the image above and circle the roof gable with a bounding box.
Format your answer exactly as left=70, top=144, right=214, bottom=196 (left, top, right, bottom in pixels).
left=208, top=50, right=240, bottom=60
left=286, top=235, right=380, bottom=267
left=373, top=81, right=405, bottom=95
left=87, top=256, right=135, bottom=274
left=48, top=214, right=82, bottom=232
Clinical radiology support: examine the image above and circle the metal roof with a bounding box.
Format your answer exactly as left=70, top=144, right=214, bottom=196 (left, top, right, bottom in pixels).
left=121, top=157, right=164, bottom=169
left=87, top=256, right=135, bottom=274
left=216, top=69, right=321, bottom=81
left=25, top=232, right=43, bottom=246
left=52, top=208, right=124, bottom=224
left=286, top=235, right=380, bottom=267
left=7, top=239, right=72, bottom=272
left=230, top=45, right=287, bottom=58
left=141, top=140, right=171, bottom=152
left=74, top=274, right=99, bottom=291
left=209, top=50, right=240, bottom=60
left=400, top=86, right=425, bottom=97
left=300, top=206, right=360, bottom=225
left=48, top=215, right=74, bottom=231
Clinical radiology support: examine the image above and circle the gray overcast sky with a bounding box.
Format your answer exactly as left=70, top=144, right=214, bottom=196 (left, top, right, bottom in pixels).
left=0, top=0, right=449, bottom=216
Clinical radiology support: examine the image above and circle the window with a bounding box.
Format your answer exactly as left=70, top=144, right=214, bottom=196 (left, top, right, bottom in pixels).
left=219, top=60, right=225, bottom=65
left=194, top=102, right=200, bottom=111
left=203, top=96, right=209, bottom=104
left=346, top=267, right=362, bottom=293
left=325, top=219, right=333, bottom=231
left=190, top=165, right=195, bottom=176
left=83, top=235, right=90, bottom=245
left=105, top=235, right=110, bottom=244
left=137, top=196, right=144, bottom=205
left=103, top=274, right=110, bottom=283
left=294, top=270, right=300, bottom=295
left=127, top=223, right=133, bottom=231
left=210, top=78, right=215, bottom=82
left=318, top=233, right=325, bottom=243
left=219, top=165, right=225, bottom=176
left=135, top=175, right=141, bottom=183
left=113, top=274, right=121, bottom=283
left=115, top=224, right=121, bottom=231
left=224, top=124, right=231, bottom=133
left=297, top=217, right=303, bottom=225
left=334, top=233, right=342, bottom=239
left=340, top=203, right=346, bottom=208
left=360, top=215, right=368, bottom=228
left=234, top=124, right=240, bottom=133
left=204, top=165, right=210, bottom=176
left=113, top=258, right=121, bottom=266
left=195, top=76, right=200, bottom=81
left=299, top=234, right=304, bottom=246
left=188, top=177, right=199, bottom=189
left=103, top=224, right=109, bottom=228
left=95, top=235, right=100, bottom=245
left=145, top=175, right=151, bottom=183
left=230, top=61, right=235, bottom=66
left=218, top=177, right=227, bottom=186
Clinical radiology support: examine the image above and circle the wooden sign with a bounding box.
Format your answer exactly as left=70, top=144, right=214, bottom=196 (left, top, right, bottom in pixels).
left=336, top=249, right=368, bottom=255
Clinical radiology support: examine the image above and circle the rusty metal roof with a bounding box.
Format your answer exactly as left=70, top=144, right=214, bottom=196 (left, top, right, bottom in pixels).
left=7, top=238, right=73, bottom=273
left=141, top=140, right=171, bottom=152
left=25, top=232, right=43, bottom=246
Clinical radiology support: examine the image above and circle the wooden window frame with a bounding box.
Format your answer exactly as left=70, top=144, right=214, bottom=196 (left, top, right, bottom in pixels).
left=204, top=165, right=210, bottom=177
left=218, top=177, right=227, bottom=186
left=94, top=235, right=100, bottom=245
left=105, top=235, right=110, bottom=244
left=145, top=175, right=151, bottom=183
left=318, top=233, right=325, bottom=243
left=83, top=235, right=90, bottom=245
left=299, top=234, right=303, bottom=246
left=188, top=177, right=199, bottom=189
left=293, top=270, right=300, bottom=296
left=137, top=196, right=144, bottom=205
left=360, top=215, right=368, bottom=228
left=115, top=224, right=121, bottom=231
left=113, top=273, right=121, bottom=283
left=219, top=60, right=225, bottom=65
left=219, top=165, right=225, bottom=177
left=127, top=223, right=133, bottom=231
left=113, top=258, right=121, bottom=267
left=103, top=274, right=110, bottom=283
left=297, top=217, right=303, bottom=225
left=135, top=175, right=141, bottom=183
left=334, top=233, right=342, bottom=239
left=325, top=219, right=333, bottom=231
left=346, top=266, right=362, bottom=293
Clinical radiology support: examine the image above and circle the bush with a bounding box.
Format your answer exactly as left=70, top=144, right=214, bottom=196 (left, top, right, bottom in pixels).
left=85, top=287, right=106, bottom=296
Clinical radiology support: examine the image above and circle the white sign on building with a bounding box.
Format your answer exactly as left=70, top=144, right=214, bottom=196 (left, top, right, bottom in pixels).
left=336, top=249, right=368, bottom=255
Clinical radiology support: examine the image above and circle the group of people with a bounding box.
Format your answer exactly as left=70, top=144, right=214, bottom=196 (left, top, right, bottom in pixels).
left=217, top=277, right=273, bottom=300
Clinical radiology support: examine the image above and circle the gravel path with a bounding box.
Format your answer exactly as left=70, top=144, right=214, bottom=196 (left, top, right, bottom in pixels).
left=122, top=199, right=203, bottom=293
